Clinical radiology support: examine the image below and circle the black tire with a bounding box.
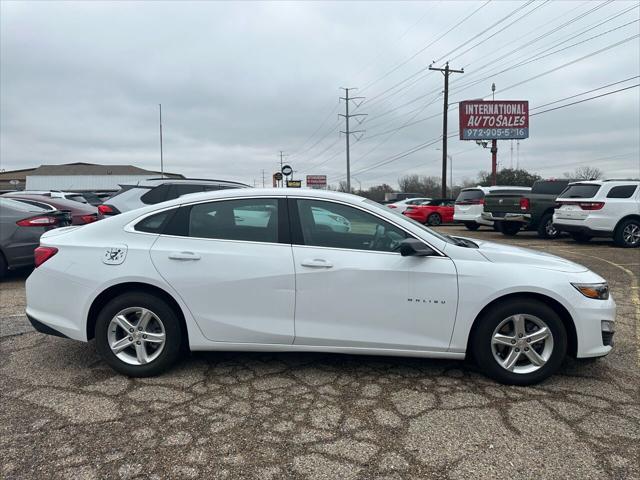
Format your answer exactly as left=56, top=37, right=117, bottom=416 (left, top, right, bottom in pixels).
left=0, top=253, right=7, bottom=279
left=492, top=223, right=500, bottom=232
left=614, top=218, right=640, bottom=248
left=499, top=222, right=521, bottom=236
left=537, top=213, right=560, bottom=239
left=427, top=213, right=442, bottom=226
left=464, top=222, right=480, bottom=231
left=570, top=232, right=592, bottom=243
left=95, top=292, right=183, bottom=377
left=471, top=298, right=567, bottom=385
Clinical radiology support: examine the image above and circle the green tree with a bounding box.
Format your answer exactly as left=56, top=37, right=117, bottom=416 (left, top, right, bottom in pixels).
left=359, top=183, right=394, bottom=202
left=478, top=168, right=541, bottom=187
left=397, top=174, right=442, bottom=197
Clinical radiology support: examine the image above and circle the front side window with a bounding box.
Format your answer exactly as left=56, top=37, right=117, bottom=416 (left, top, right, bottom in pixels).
left=187, top=198, right=279, bottom=243
left=295, top=199, right=408, bottom=252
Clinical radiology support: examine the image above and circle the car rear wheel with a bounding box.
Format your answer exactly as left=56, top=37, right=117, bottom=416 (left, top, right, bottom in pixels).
left=570, top=232, right=592, bottom=243
left=471, top=298, right=567, bottom=385
left=614, top=218, right=640, bottom=248
left=95, top=292, right=183, bottom=377
left=498, top=222, right=521, bottom=236
left=464, top=222, right=480, bottom=231
left=0, top=253, right=6, bottom=279
left=427, top=213, right=442, bottom=226
left=537, top=213, right=560, bottom=239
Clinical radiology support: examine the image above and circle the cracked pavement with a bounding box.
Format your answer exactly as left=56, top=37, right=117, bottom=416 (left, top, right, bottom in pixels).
left=1, top=226, right=639, bottom=479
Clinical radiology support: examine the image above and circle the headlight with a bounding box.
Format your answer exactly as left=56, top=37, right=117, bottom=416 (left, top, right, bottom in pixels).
left=571, top=282, right=609, bottom=300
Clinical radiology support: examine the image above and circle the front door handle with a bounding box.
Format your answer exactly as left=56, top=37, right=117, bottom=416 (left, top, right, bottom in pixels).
left=168, top=251, right=201, bottom=261
left=300, top=258, right=333, bottom=268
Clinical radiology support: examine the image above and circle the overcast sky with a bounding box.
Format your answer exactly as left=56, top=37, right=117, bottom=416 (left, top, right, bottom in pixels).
left=1, top=0, right=639, bottom=188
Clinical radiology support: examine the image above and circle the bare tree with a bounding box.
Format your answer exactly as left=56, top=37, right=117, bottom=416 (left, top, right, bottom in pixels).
left=564, top=166, right=603, bottom=180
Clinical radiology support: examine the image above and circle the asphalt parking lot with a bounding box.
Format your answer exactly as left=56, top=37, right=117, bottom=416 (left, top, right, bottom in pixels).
left=1, top=226, right=639, bottom=480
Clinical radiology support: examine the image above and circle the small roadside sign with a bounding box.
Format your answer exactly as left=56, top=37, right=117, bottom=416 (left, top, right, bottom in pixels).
left=286, top=180, right=302, bottom=188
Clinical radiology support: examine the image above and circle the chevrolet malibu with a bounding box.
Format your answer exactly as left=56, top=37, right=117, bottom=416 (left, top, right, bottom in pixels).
left=26, top=189, right=615, bottom=385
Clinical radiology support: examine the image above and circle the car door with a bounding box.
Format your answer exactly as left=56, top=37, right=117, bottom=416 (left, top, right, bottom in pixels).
left=150, top=197, right=295, bottom=344
left=290, top=198, right=458, bottom=352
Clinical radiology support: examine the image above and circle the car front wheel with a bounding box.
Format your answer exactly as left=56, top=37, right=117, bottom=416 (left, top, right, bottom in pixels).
left=471, top=298, right=567, bottom=385
left=95, top=292, right=183, bottom=377
left=614, top=218, right=640, bottom=248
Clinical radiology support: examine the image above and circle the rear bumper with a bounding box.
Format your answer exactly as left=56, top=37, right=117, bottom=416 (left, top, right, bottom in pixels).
left=553, top=222, right=613, bottom=238
left=453, top=213, right=492, bottom=226
left=481, top=212, right=531, bottom=223
left=27, top=313, right=69, bottom=338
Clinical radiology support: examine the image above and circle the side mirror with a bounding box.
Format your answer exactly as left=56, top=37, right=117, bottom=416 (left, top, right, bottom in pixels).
left=399, top=238, right=437, bottom=257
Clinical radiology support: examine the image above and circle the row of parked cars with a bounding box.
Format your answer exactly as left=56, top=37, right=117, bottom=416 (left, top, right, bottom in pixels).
left=0, top=178, right=249, bottom=277
left=387, top=178, right=640, bottom=248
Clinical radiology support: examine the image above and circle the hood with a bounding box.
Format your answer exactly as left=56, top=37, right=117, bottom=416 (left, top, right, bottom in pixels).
left=473, top=239, right=588, bottom=273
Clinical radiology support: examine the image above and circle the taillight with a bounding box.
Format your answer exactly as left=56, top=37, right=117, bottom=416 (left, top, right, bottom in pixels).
left=34, top=246, right=58, bottom=268
left=388, top=205, right=397, bottom=209
left=98, top=204, right=118, bottom=215
left=471, top=199, right=484, bottom=205
left=81, top=214, right=98, bottom=224
left=519, top=198, right=530, bottom=211
left=579, top=202, right=605, bottom=210
left=16, top=216, right=58, bottom=227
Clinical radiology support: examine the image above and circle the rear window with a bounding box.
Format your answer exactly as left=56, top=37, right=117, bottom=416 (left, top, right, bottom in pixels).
left=607, top=185, right=637, bottom=199
left=134, top=209, right=175, bottom=233
left=532, top=180, right=570, bottom=195
left=0, top=197, right=49, bottom=213
left=558, top=184, right=601, bottom=199
left=456, top=189, right=483, bottom=202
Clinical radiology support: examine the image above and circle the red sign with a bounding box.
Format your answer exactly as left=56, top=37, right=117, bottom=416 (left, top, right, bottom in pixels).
left=459, top=100, right=529, bottom=140
left=306, top=175, right=327, bottom=189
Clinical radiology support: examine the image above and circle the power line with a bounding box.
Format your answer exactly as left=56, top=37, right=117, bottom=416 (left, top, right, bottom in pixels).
left=359, top=0, right=491, bottom=94
left=531, top=83, right=639, bottom=116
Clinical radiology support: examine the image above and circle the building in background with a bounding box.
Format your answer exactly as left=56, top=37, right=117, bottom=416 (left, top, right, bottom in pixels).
left=0, top=162, right=183, bottom=192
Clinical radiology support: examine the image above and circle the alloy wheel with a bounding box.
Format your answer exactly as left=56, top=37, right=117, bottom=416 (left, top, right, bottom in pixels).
left=545, top=219, right=558, bottom=237
left=623, top=223, right=640, bottom=246
left=107, top=307, right=166, bottom=365
left=491, top=314, right=554, bottom=374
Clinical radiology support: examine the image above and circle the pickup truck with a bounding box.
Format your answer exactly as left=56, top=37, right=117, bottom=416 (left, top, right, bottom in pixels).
left=482, top=179, right=574, bottom=238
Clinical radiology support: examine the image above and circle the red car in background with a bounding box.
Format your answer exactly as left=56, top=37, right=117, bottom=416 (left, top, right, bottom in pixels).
left=403, top=199, right=455, bottom=226
left=2, top=194, right=100, bottom=225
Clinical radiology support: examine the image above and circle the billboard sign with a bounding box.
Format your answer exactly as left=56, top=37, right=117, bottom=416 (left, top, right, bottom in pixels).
left=459, top=100, right=529, bottom=140
left=306, top=175, right=327, bottom=189
left=287, top=180, right=302, bottom=188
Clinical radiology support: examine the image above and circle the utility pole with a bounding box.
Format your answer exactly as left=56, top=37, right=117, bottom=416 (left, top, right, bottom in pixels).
left=159, top=104, right=164, bottom=178
left=429, top=62, right=463, bottom=198
left=261, top=169, right=266, bottom=188
left=490, top=83, right=497, bottom=186
left=339, top=88, right=366, bottom=193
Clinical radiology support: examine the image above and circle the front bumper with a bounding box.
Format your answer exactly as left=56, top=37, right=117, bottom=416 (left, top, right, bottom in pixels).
left=481, top=212, right=531, bottom=223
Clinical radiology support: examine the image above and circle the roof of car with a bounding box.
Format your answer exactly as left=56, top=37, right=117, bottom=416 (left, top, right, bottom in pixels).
left=568, top=179, right=640, bottom=185
left=137, top=178, right=250, bottom=187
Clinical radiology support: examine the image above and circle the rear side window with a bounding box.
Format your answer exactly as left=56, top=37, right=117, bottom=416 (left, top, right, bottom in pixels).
left=141, top=185, right=170, bottom=204
left=187, top=198, right=280, bottom=243
left=606, top=185, right=637, bottom=199
left=456, top=189, right=483, bottom=202
left=532, top=181, right=570, bottom=195
left=558, top=184, right=601, bottom=199
left=134, top=209, right=175, bottom=233
left=167, top=184, right=206, bottom=200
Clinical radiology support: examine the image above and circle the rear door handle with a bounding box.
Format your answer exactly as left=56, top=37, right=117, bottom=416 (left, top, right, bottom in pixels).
left=168, top=251, right=201, bottom=261
left=300, top=258, right=333, bottom=268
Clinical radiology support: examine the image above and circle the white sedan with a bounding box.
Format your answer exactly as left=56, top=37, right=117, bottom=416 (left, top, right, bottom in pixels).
left=26, top=189, right=615, bottom=385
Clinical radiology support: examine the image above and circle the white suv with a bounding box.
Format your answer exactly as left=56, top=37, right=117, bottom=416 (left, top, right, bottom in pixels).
left=554, top=179, right=640, bottom=248
left=99, top=178, right=250, bottom=215
left=454, top=186, right=531, bottom=231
